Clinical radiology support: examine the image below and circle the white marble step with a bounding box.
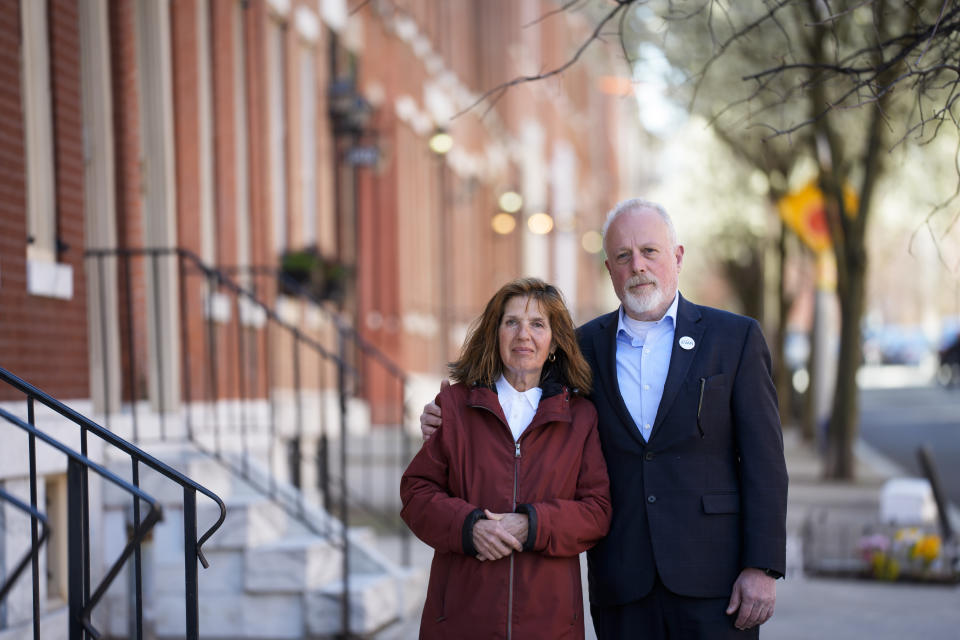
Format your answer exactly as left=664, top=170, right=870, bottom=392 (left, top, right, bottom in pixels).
left=98, top=440, right=426, bottom=638
left=154, top=591, right=306, bottom=639
left=102, top=452, right=235, bottom=508
left=198, top=494, right=288, bottom=551
left=306, top=572, right=401, bottom=637
left=245, top=534, right=341, bottom=593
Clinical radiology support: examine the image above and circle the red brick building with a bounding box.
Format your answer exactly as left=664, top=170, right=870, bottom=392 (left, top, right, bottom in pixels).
left=0, top=1, right=637, bottom=635
left=1, top=0, right=631, bottom=420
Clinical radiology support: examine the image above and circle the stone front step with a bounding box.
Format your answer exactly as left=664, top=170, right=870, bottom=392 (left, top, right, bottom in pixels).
left=0, top=606, right=68, bottom=640
left=102, top=453, right=236, bottom=509
left=157, top=591, right=306, bottom=639
left=306, top=573, right=402, bottom=638
left=199, top=494, right=289, bottom=551
left=102, top=511, right=419, bottom=638
left=100, top=440, right=424, bottom=638
left=245, top=535, right=341, bottom=593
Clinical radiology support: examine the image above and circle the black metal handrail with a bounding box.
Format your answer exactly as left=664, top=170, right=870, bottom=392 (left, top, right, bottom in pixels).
left=223, top=264, right=409, bottom=380
left=0, top=367, right=227, bottom=640
left=227, top=264, right=413, bottom=535
left=118, top=248, right=357, bottom=528
left=0, top=407, right=161, bottom=638
left=0, top=488, right=50, bottom=604
left=84, top=246, right=416, bottom=636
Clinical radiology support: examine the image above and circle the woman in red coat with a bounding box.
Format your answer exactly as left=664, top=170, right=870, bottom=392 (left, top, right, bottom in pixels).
left=401, top=278, right=611, bottom=639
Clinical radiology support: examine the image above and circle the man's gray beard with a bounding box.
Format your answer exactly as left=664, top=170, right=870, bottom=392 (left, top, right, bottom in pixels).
left=623, top=285, right=664, bottom=318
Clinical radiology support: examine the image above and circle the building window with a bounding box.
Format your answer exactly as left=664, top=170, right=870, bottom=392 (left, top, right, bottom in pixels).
left=20, top=0, right=55, bottom=263
left=233, top=1, right=252, bottom=282
left=299, top=44, right=317, bottom=246
left=20, top=0, right=72, bottom=299
left=198, top=0, right=217, bottom=266
left=267, top=19, right=288, bottom=255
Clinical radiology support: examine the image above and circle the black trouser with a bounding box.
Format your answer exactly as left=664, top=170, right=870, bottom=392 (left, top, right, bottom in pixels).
left=591, top=575, right=760, bottom=640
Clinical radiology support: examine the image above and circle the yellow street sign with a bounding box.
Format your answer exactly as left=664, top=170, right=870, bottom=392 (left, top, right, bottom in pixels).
left=777, top=180, right=858, bottom=253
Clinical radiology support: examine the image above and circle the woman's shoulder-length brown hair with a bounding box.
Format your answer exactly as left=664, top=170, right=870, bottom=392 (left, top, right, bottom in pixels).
left=448, top=277, right=592, bottom=394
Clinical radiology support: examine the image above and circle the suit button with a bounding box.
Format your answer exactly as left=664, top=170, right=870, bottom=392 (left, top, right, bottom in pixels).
left=647, top=495, right=656, bottom=503
left=644, top=452, right=654, bottom=461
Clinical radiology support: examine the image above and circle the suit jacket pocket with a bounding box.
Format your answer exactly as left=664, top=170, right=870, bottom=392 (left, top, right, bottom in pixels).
left=702, top=492, right=740, bottom=514
left=704, top=373, right=726, bottom=389
left=685, top=373, right=727, bottom=392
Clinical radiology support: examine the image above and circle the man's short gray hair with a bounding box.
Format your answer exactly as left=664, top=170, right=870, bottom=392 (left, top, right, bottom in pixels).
left=601, top=198, right=679, bottom=255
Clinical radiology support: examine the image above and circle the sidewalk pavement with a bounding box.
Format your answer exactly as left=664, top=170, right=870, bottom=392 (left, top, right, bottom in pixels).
left=764, top=428, right=960, bottom=640
left=380, top=428, right=960, bottom=639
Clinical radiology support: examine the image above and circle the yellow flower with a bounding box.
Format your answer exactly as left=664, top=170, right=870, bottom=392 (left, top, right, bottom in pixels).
left=911, top=535, right=941, bottom=563
left=894, top=527, right=920, bottom=543
left=871, top=553, right=900, bottom=580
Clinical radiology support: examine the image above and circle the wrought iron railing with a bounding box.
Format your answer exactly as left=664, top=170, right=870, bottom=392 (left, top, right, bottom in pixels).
left=84, top=247, right=415, bottom=635
left=0, top=367, right=226, bottom=640
left=0, top=487, right=50, bottom=610
left=224, top=263, right=414, bottom=542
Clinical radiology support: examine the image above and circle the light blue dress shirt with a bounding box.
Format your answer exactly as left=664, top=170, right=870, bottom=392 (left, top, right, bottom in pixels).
left=615, top=294, right=679, bottom=442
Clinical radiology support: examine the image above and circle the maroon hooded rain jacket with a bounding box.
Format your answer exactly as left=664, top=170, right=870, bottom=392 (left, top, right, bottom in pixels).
left=401, top=382, right=611, bottom=639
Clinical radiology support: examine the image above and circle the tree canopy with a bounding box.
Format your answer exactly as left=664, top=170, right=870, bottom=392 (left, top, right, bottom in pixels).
left=478, top=0, right=960, bottom=478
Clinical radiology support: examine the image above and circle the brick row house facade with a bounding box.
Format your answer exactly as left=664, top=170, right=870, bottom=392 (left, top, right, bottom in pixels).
left=0, top=0, right=635, bottom=636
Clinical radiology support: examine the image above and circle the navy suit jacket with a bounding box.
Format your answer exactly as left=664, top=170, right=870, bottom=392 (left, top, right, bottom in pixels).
left=579, top=295, right=788, bottom=605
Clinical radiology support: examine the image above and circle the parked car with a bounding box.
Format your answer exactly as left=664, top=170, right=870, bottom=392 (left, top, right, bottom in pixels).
left=937, top=334, right=960, bottom=388
left=862, top=325, right=932, bottom=366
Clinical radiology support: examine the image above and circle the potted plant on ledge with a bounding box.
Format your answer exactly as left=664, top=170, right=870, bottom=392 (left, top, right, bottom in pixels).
left=279, top=246, right=350, bottom=304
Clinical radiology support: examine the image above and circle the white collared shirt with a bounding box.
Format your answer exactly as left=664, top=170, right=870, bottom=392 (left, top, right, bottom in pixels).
left=615, top=293, right=679, bottom=441
left=495, top=374, right=543, bottom=441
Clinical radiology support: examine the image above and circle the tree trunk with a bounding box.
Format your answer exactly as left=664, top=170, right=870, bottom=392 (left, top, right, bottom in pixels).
left=774, top=219, right=793, bottom=427
left=802, top=279, right=820, bottom=443
left=825, top=248, right=867, bottom=479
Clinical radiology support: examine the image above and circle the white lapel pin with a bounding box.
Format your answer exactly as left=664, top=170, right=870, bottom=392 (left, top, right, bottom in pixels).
left=679, top=336, right=695, bottom=350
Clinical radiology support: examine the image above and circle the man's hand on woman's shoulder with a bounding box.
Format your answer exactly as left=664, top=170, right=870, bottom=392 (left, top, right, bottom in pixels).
left=419, top=379, right=448, bottom=441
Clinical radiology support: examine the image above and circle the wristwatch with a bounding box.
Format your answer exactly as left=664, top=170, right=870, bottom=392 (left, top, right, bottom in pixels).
left=760, top=567, right=782, bottom=579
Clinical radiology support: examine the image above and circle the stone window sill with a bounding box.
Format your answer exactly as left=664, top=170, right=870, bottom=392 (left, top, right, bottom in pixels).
left=27, top=258, right=73, bottom=300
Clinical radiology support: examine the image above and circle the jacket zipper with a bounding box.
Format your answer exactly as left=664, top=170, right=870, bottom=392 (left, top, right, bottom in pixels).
left=507, top=440, right=521, bottom=640
left=469, top=397, right=562, bottom=638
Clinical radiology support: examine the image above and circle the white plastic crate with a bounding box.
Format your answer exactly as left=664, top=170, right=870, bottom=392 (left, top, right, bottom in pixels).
left=880, top=478, right=937, bottom=525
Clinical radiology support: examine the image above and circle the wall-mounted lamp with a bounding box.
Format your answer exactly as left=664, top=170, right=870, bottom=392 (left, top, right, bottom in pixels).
left=497, top=191, right=523, bottom=214
left=329, top=78, right=373, bottom=136
left=491, top=213, right=517, bottom=235
left=527, top=212, right=554, bottom=235
left=581, top=230, right=603, bottom=254
left=428, top=129, right=453, bottom=155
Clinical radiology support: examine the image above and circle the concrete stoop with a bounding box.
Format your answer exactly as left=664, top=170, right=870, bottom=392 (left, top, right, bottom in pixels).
left=0, top=607, right=68, bottom=640
left=100, top=444, right=424, bottom=639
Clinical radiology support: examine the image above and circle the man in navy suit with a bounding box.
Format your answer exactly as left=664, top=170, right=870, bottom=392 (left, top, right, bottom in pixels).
left=421, top=199, right=787, bottom=638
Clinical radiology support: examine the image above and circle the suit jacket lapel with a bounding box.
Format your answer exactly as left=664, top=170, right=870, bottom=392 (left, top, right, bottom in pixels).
left=593, top=309, right=647, bottom=448
left=650, top=295, right=703, bottom=441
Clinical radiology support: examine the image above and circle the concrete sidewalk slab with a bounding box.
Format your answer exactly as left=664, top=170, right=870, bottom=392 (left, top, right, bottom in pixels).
left=765, top=575, right=960, bottom=639
left=773, top=427, right=960, bottom=640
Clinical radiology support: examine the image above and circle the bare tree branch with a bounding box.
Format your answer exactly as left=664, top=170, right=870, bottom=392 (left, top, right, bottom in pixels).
left=453, top=2, right=629, bottom=119
left=914, top=0, right=951, bottom=65
left=804, top=0, right=875, bottom=27
left=683, top=0, right=795, bottom=112
left=618, top=6, right=635, bottom=68
left=523, top=0, right=587, bottom=29
left=349, top=0, right=376, bottom=16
